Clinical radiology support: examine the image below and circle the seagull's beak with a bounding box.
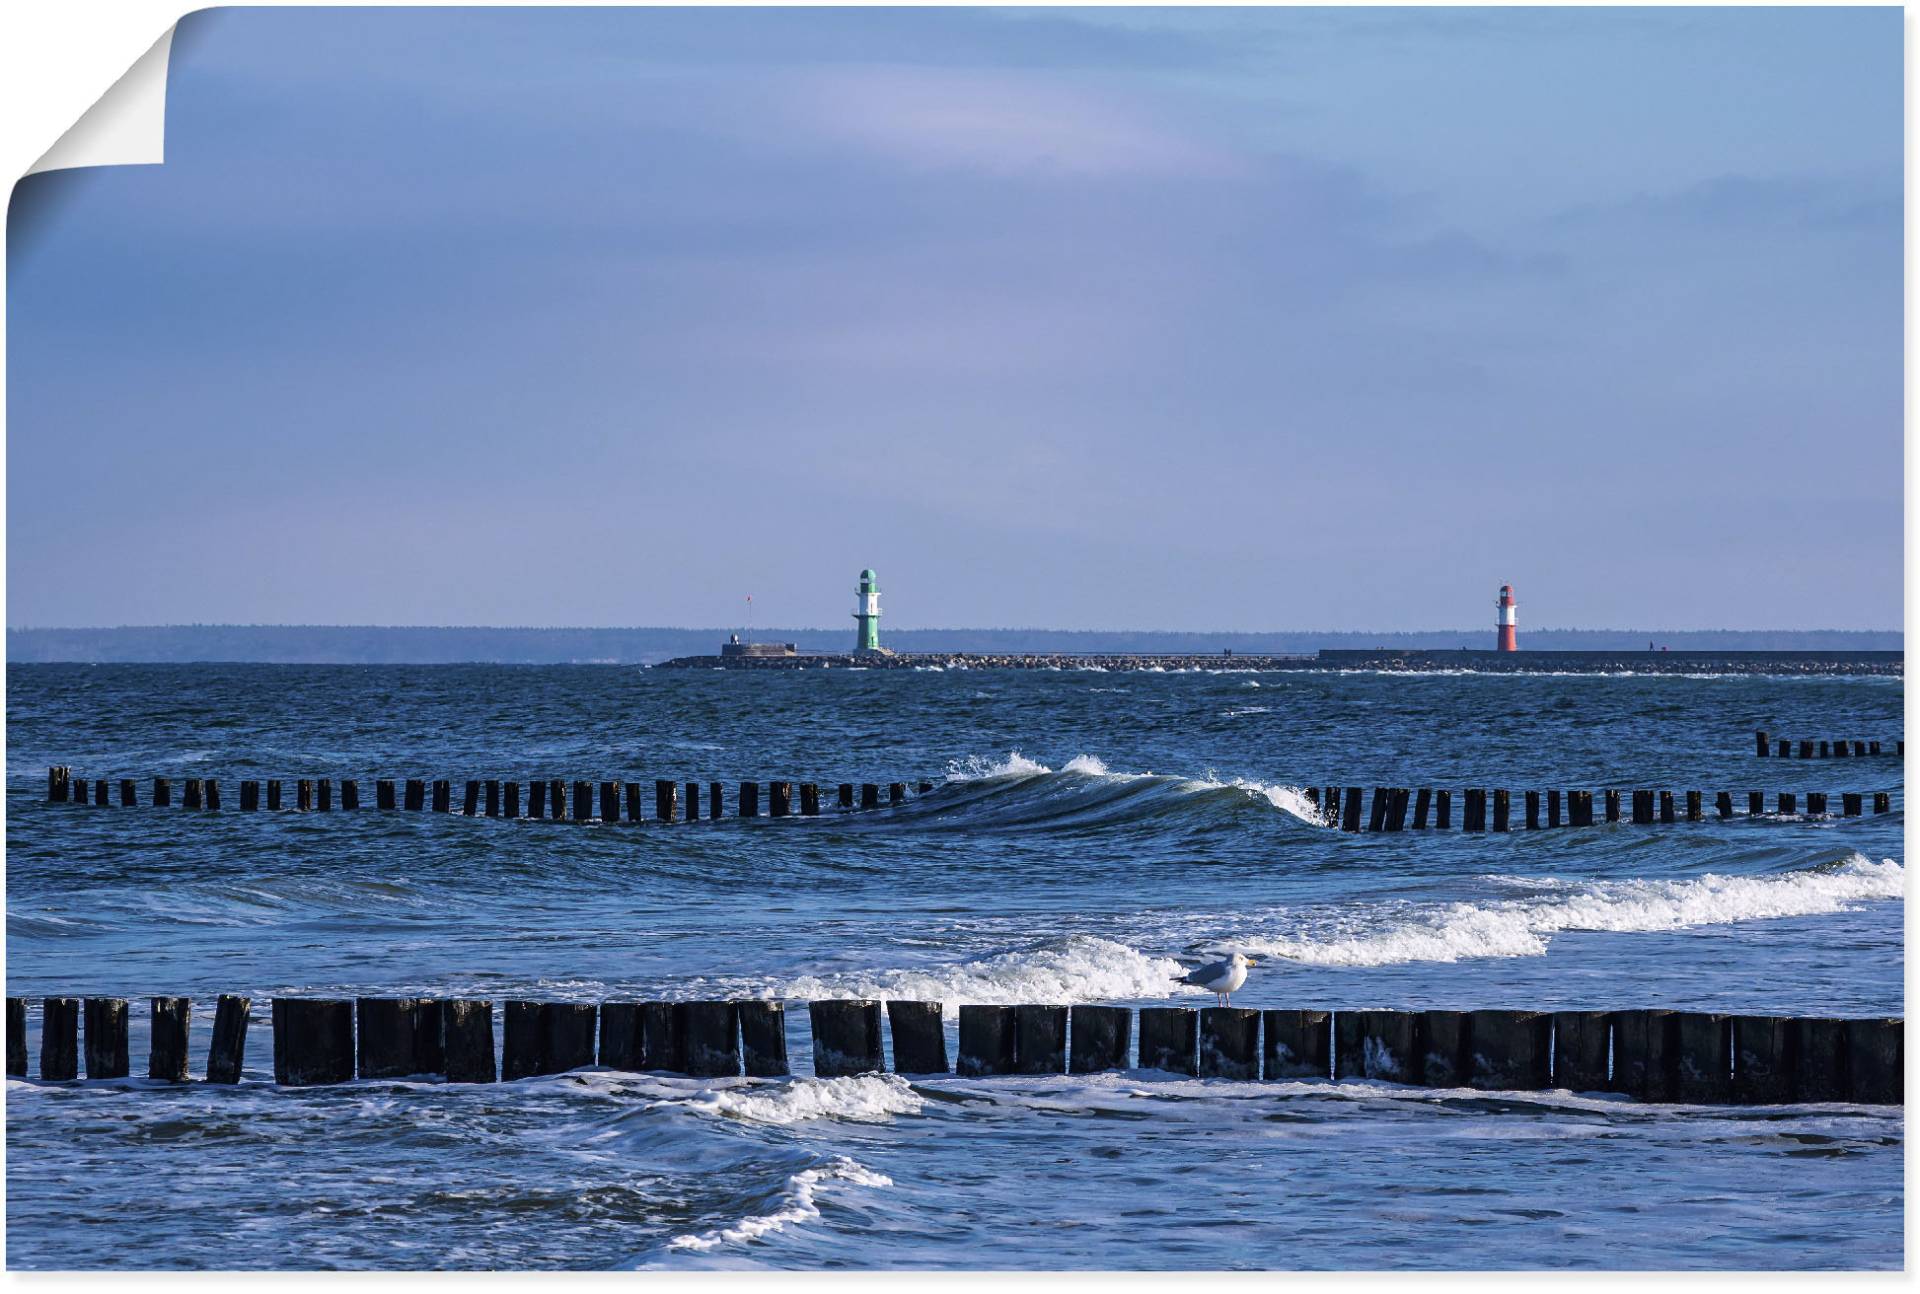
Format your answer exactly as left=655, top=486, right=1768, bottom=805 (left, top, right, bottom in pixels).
left=1244, top=958, right=1259, bottom=966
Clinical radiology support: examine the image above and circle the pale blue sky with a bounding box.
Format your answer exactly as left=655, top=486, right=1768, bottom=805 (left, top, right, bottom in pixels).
left=7, top=7, right=1901, bottom=630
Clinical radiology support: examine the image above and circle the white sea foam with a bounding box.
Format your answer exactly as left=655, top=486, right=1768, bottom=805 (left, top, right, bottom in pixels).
left=1230, top=856, right=1905, bottom=967
left=944, top=750, right=1052, bottom=780
left=780, top=934, right=1193, bottom=1010
left=943, top=751, right=1327, bottom=826
left=665, top=1156, right=892, bottom=1252
left=689, top=1075, right=924, bottom=1126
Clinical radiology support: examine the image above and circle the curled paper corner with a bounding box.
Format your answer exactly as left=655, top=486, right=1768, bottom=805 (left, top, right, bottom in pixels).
left=27, top=23, right=177, bottom=177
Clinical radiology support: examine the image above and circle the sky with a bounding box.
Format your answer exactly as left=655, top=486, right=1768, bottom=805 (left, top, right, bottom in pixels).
left=5, top=6, right=1902, bottom=631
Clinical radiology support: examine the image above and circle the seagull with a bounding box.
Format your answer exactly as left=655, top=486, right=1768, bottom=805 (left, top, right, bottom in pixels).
left=1173, top=951, right=1258, bottom=1006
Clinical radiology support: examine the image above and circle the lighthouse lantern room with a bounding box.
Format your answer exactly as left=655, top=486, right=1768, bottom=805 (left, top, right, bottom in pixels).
left=1495, top=584, right=1518, bottom=652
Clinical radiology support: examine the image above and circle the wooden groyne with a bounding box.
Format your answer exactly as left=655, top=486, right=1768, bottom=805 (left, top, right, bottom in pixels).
left=5, top=995, right=1900, bottom=1105
left=1307, top=784, right=1894, bottom=831
left=1754, top=731, right=1902, bottom=759
left=41, top=767, right=932, bottom=822
left=657, top=649, right=1902, bottom=676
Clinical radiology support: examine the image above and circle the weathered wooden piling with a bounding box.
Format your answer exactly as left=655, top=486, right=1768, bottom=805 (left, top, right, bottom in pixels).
left=207, top=995, right=251, bottom=1083
left=810, top=1000, right=884, bottom=1077
left=1262, top=1009, right=1330, bottom=1079
left=1338, top=1010, right=1415, bottom=1081
left=267, top=780, right=282, bottom=810
left=185, top=778, right=204, bottom=809
left=120, top=778, right=136, bottom=807
left=241, top=781, right=260, bottom=811
left=441, top=999, right=494, bottom=1083
left=597, top=1003, right=644, bottom=1071
left=1845, top=1018, right=1902, bottom=1104
left=145, top=997, right=190, bottom=1082
left=1807, top=792, right=1827, bottom=816
left=623, top=782, right=641, bottom=822
left=684, top=781, right=701, bottom=821
left=1199, top=1007, right=1260, bottom=1079
left=569, top=780, right=590, bottom=822
left=1525, top=790, right=1540, bottom=829
left=1341, top=786, right=1363, bottom=832
left=770, top=781, right=794, bottom=818
left=1871, top=740, right=1882, bottom=756
left=6, top=998, right=25, bottom=1077
left=1547, top=788, right=1562, bottom=827
left=1874, top=792, right=1891, bottom=814
left=1322, top=786, right=1340, bottom=826
left=887, top=1000, right=948, bottom=1074
left=272, top=999, right=354, bottom=1086
left=1843, top=792, right=1863, bottom=816
left=84, top=997, right=130, bottom=1079
left=1137, top=1006, right=1198, bottom=1075
left=1601, top=788, right=1618, bottom=823
left=1755, top=730, right=1769, bottom=757
left=429, top=780, right=447, bottom=813
left=1014, top=1004, right=1068, bottom=1074
left=483, top=780, right=499, bottom=817
left=201, top=779, right=220, bottom=810
left=709, top=782, right=724, bottom=818
left=47, top=766, right=69, bottom=802
left=504, top=1001, right=598, bottom=1079
left=1571, top=790, right=1594, bottom=826
left=600, top=781, right=619, bottom=822
left=1820, top=741, right=1830, bottom=757
left=298, top=779, right=314, bottom=812
left=1463, top=789, right=1487, bottom=832
left=317, top=779, right=332, bottom=810
left=1853, top=740, right=1867, bottom=757
left=1799, top=740, right=1815, bottom=759
left=1492, top=789, right=1510, bottom=832
left=918, top=781, right=935, bottom=794
left=1386, top=788, right=1410, bottom=831
left=496, top=781, right=515, bottom=818
left=678, top=1001, right=741, bottom=1077
left=1686, top=790, right=1702, bottom=822
left=356, top=998, right=444, bottom=1079
left=861, top=783, right=880, bottom=810
left=548, top=779, right=566, bottom=819
left=1465, top=1009, right=1550, bottom=1090
left=1414, top=1010, right=1468, bottom=1087
left=641, top=1002, right=682, bottom=1072
left=740, top=782, right=760, bottom=818
left=1778, top=792, right=1796, bottom=816
left=838, top=783, right=854, bottom=809
left=1788, top=1017, right=1846, bottom=1102
left=403, top=779, right=424, bottom=811
left=957, top=1004, right=1018, bottom=1076
left=462, top=781, right=479, bottom=816
left=1552, top=1011, right=1609, bottom=1091
left=1367, top=787, right=1389, bottom=833
left=1670, top=1012, right=1731, bottom=1103
left=1068, top=1005, right=1132, bottom=1073
left=1609, top=1008, right=1673, bottom=1100
left=502, top=1001, right=543, bottom=1080
left=1413, top=787, right=1431, bottom=829
left=800, top=783, right=821, bottom=816
left=1436, top=789, right=1453, bottom=829
left=1630, top=789, right=1652, bottom=825
left=41, top=998, right=78, bottom=1080
left=1659, top=790, right=1675, bottom=824
left=1748, top=790, right=1764, bottom=816
left=529, top=780, right=547, bottom=818
left=738, top=1001, right=790, bottom=1077
left=1776, top=739, right=1789, bottom=757
left=656, top=779, right=677, bottom=824
left=153, top=777, right=171, bottom=808
left=889, top=783, right=906, bottom=805
left=1730, top=1015, right=1794, bottom=1104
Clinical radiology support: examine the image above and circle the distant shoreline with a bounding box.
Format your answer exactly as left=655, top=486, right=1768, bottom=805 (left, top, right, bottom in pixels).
left=4, top=625, right=1903, bottom=665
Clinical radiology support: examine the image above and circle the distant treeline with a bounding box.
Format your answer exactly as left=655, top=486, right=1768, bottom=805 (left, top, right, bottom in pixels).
left=4, top=625, right=1902, bottom=665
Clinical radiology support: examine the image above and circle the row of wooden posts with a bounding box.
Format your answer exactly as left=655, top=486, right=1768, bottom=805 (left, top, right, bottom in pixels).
left=1755, top=731, right=1901, bottom=759
left=1308, top=785, right=1894, bottom=832
left=6, top=995, right=1901, bottom=1107
left=43, top=768, right=932, bottom=822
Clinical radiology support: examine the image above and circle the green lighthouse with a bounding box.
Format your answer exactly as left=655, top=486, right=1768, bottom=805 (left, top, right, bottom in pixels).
left=854, top=569, right=882, bottom=654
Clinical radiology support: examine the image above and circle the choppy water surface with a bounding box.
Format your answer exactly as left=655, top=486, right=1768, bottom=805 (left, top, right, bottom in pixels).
left=6, top=664, right=1904, bottom=1268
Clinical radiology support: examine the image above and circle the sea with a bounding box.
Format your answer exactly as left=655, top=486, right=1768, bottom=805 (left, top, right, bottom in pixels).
left=4, top=662, right=1905, bottom=1269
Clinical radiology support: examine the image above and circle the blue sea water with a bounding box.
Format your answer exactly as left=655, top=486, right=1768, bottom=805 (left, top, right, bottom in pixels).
left=4, top=663, right=1904, bottom=1269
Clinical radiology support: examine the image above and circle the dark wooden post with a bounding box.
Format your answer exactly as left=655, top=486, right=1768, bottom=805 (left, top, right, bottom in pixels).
left=1874, top=792, right=1891, bottom=814
left=1337, top=1011, right=1415, bottom=1081
left=89, top=778, right=106, bottom=807
left=655, top=780, right=677, bottom=824
left=1367, top=787, right=1389, bottom=833
left=1819, top=741, right=1830, bottom=757
left=298, top=780, right=314, bottom=812
left=268, top=780, right=284, bottom=811
left=889, top=783, right=906, bottom=805
left=84, top=997, right=130, bottom=1079
left=957, top=1005, right=1017, bottom=1076
left=677, top=1001, right=740, bottom=1077
left=1730, top=1015, right=1793, bottom=1104
left=1198, top=1007, right=1260, bottom=1079
left=860, top=783, right=880, bottom=810
left=1465, top=1010, right=1551, bottom=1090
left=685, top=781, right=701, bottom=821
left=1263, top=1009, right=1331, bottom=1079
left=1463, top=789, right=1486, bottom=832
left=1778, top=792, right=1796, bottom=816
left=623, top=782, right=641, bottom=822
left=529, top=780, right=547, bottom=818
left=1852, top=740, right=1867, bottom=757
left=640, top=1002, right=682, bottom=1072
left=547, top=779, right=566, bottom=818
left=1870, top=740, right=1882, bottom=755
left=598, top=1003, right=643, bottom=1071
left=770, top=781, right=793, bottom=818
left=1492, top=789, right=1509, bottom=832
left=888, top=1000, right=949, bottom=1074
left=1137, top=1007, right=1198, bottom=1075
left=1716, top=791, right=1733, bottom=819
left=444, top=1000, right=495, bottom=1083
left=1799, top=740, right=1814, bottom=759
left=463, top=781, right=480, bottom=816
left=1322, top=786, right=1340, bottom=826
left=1341, top=786, right=1363, bottom=832
left=272, top=999, right=354, bottom=1086
left=401, top=779, right=422, bottom=811
left=41, top=997, right=79, bottom=1080
left=434, top=779, right=453, bottom=813
left=119, top=778, right=136, bottom=807
left=185, top=778, right=203, bottom=809
left=1845, top=1018, right=1902, bottom=1103
left=241, top=780, right=260, bottom=811
left=1436, top=789, right=1452, bottom=829
left=357, top=998, right=444, bottom=1079
left=47, top=766, right=69, bottom=802
left=1748, top=790, right=1764, bottom=816
left=1843, top=792, right=1863, bottom=816
left=148, top=997, right=190, bottom=1082
left=709, top=782, right=724, bottom=818
left=1807, top=792, right=1827, bottom=816
left=571, top=781, right=592, bottom=822
left=738, top=1001, right=790, bottom=1077
left=6, top=998, right=25, bottom=1077
left=838, top=783, right=855, bottom=809
left=502, top=781, right=519, bottom=818
left=740, top=782, right=760, bottom=818
left=316, top=779, right=332, bottom=810
left=1610, top=1009, right=1673, bottom=1100
left=1605, top=789, right=1621, bottom=823
left=1547, top=788, right=1561, bottom=827
left=1552, top=1011, right=1610, bottom=1092
left=1754, top=730, right=1769, bottom=757
left=1630, top=790, right=1651, bottom=825
left=1412, top=787, right=1431, bottom=829
left=486, top=780, right=501, bottom=817
left=1013, top=1005, right=1068, bottom=1075
left=153, top=777, right=171, bottom=807
left=1776, top=739, right=1789, bottom=757
left=1670, top=1012, right=1731, bottom=1103
left=1524, top=790, right=1539, bottom=829
left=800, top=783, right=821, bottom=816
left=1686, top=790, right=1702, bottom=822
left=1068, top=1005, right=1131, bottom=1073
left=1659, top=790, right=1675, bottom=824
left=1415, top=1010, right=1468, bottom=1087
left=810, top=1000, right=883, bottom=1077
left=207, top=995, right=251, bottom=1083
left=341, top=779, right=360, bottom=810
left=600, top=781, right=620, bottom=822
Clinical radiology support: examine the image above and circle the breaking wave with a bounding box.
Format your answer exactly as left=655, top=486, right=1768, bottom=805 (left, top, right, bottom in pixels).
left=688, top=1075, right=924, bottom=1125
left=781, top=934, right=1195, bottom=1010
left=1230, top=855, right=1905, bottom=967
left=665, top=1156, right=892, bottom=1252
left=931, top=751, right=1325, bottom=829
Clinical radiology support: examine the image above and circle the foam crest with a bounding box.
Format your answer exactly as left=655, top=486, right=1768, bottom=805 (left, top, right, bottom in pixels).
left=692, top=1075, right=924, bottom=1125
left=1232, top=856, right=1905, bottom=967
left=666, top=1156, right=892, bottom=1252
left=781, top=935, right=1191, bottom=1009
left=945, top=751, right=1051, bottom=781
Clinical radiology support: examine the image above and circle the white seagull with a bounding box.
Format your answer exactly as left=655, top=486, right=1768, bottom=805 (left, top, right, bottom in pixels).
left=1173, top=951, right=1258, bottom=1006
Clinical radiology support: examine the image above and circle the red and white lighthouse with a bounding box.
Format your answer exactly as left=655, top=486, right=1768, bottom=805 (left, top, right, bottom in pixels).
left=1495, top=584, right=1518, bottom=652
